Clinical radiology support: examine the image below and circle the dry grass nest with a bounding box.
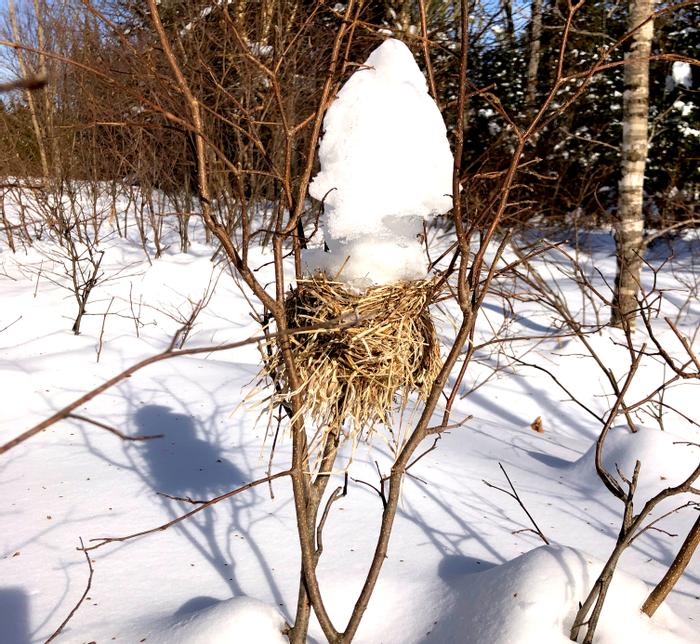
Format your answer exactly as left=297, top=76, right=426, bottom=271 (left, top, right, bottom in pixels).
left=263, top=274, right=442, bottom=438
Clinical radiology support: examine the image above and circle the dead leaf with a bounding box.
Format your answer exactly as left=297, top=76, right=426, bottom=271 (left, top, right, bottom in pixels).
left=530, top=416, right=544, bottom=433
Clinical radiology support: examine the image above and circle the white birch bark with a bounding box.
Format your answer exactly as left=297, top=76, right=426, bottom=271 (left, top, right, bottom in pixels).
left=611, top=0, right=655, bottom=329
left=525, top=0, right=543, bottom=116
left=8, top=0, right=50, bottom=178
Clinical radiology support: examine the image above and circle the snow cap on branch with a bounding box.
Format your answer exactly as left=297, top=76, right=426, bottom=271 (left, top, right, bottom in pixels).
left=671, top=61, right=692, bottom=89
left=305, top=38, right=454, bottom=288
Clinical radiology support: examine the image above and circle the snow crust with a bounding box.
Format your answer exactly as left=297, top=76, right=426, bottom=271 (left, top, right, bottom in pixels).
left=305, top=38, right=454, bottom=288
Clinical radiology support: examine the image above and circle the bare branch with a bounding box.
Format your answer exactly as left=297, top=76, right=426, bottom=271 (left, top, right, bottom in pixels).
left=483, top=463, right=550, bottom=545
left=85, top=470, right=291, bottom=552
left=45, top=537, right=94, bottom=643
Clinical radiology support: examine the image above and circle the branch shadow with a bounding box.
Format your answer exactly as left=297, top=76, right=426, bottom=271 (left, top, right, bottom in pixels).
left=437, top=554, right=498, bottom=583
left=132, top=404, right=246, bottom=501
left=125, top=402, right=261, bottom=600
left=76, top=368, right=293, bottom=622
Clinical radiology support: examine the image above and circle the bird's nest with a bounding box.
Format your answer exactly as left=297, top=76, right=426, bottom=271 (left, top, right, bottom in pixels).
left=262, top=274, right=442, bottom=447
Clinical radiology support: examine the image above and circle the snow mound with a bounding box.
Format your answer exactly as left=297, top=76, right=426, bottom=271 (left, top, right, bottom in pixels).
left=569, top=425, right=699, bottom=497
left=305, top=38, right=454, bottom=288
left=147, top=596, right=288, bottom=644
left=430, top=545, right=694, bottom=643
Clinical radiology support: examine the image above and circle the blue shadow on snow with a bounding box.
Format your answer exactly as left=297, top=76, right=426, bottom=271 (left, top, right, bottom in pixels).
left=0, top=587, right=30, bottom=644
left=133, top=404, right=245, bottom=498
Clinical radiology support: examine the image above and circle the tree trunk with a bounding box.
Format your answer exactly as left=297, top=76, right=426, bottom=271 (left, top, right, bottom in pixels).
left=33, top=0, right=59, bottom=174
left=611, top=0, right=655, bottom=330
left=500, top=0, right=516, bottom=50
left=9, top=0, right=50, bottom=179
left=525, top=0, right=543, bottom=116
left=642, top=514, right=700, bottom=617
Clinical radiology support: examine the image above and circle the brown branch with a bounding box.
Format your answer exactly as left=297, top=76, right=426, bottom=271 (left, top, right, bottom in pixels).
left=85, top=470, right=291, bottom=552
left=509, top=355, right=605, bottom=424
left=629, top=499, right=699, bottom=543
left=426, top=415, right=473, bottom=435
left=483, top=462, right=550, bottom=545
left=642, top=513, right=700, bottom=617
left=1, top=334, right=266, bottom=455
left=96, top=297, right=115, bottom=363
left=156, top=492, right=207, bottom=504
left=638, top=304, right=700, bottom=380
left=1, top=311, right=378, bottom=456
left=351, top=476, right=387, bottom=509
left=67, top=413, right=163, bottom=441
left=666, top=318, right=700, bottom=373
left=594, top=345, right=646, bottom=500
left=406, top=436, right=441, bottom=472
left=570, top=462, right=700, bottom=642
left=0, top=72, right=47, bottom=93
left=417, top=0, right=439, bottom=108
left=44, top=537, right=93, bottom=643
left=315, top=474, right=348, bottom=561
left=0, top=316, right=22, bottom=334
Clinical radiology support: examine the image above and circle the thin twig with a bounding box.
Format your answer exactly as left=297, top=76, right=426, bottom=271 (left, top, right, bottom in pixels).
left=67, top=413, right=163, bottom=441
left=483, top=462, right=550, bottom=545
left=96, top=296, right=115, bottom=363
left=406, top=436, right=441, bottom=472
left=156, top=492, right=207, bottom=504
left=44, top=537, right=93, bottom=643
left=0, top=315, right=22, bottom=334
left=84, top=470, right=291, bottom=551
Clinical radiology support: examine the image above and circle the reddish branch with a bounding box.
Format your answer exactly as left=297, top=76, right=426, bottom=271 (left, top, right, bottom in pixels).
left=0, top=334, right=266, bottom=455
left=0, top=310, right=377, bottom=457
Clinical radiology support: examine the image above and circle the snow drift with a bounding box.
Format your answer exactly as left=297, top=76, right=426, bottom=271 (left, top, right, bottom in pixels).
left=428, top=545, right=695, bottom=644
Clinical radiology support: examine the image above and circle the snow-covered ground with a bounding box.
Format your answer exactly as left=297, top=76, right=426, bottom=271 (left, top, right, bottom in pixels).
left=1, top=195, right=699, bottom=643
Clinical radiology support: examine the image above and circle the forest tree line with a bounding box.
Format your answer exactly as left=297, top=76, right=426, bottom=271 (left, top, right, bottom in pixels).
left=0, top=0, right=697, bottom=234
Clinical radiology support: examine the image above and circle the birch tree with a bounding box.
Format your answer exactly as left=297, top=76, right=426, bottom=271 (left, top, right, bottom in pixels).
left=8, top=0, right=50, bottom=179
left=525, top=0, right=543, bottom=116
left=611, top=0, right=655, bottom=330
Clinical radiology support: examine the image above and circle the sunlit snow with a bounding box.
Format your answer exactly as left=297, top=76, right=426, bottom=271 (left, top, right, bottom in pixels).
left=672, top=61, right=693, bottom=89
left=305, top=39, right=454, bottom=288
left=1, top=191, right=698, bottom=643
